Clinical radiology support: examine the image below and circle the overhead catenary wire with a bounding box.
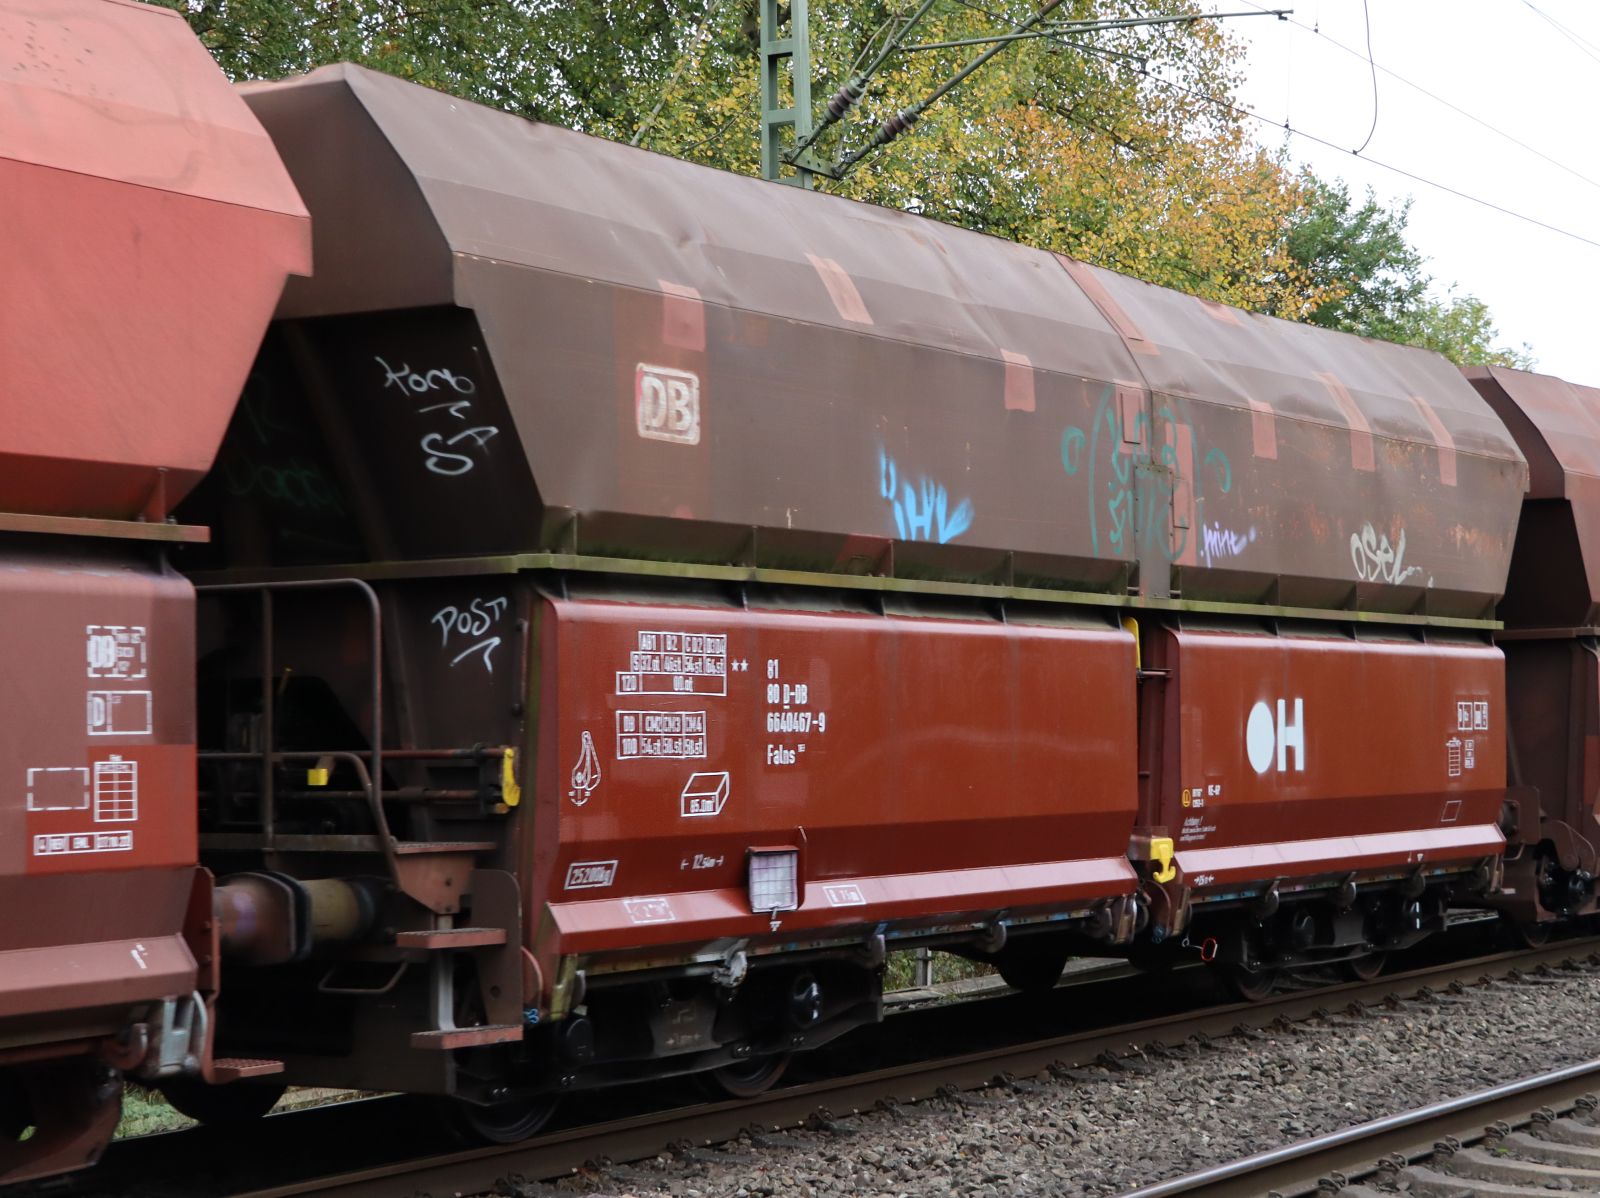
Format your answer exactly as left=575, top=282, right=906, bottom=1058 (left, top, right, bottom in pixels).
left=1521, top=0, right=1600, bottom=66
left=1141, top=63, right=1600, bottom=252
left=1351, top=0, right=1377, bottom=154
left=817, top=5, right=1287, bottom=179
left=1234, top=0, right=1600, bottom=194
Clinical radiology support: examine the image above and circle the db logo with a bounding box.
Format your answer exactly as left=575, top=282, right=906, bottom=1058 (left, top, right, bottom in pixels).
left=635, top=364, right=700, bottom=445
left=1246, top=697, right=1305, bottom=774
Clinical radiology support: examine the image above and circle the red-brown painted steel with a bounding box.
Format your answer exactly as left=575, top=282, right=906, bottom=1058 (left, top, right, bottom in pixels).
left=0, top=552, right=199, bottom=1181
left=1152, top=630, right=1505, bottom=893
left=0, top=0, right=309, bottom=520
left=531, top=599, right=1138, bottom=962
left=2, top=1, right=308, bottom=1180
left=1466, top=366, right=1600, bottom=631
left=1463, top=367, right=1600, bottom=922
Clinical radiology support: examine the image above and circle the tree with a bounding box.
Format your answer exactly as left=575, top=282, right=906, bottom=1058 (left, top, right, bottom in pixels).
left=1284, top=175, right=1534, bottom=368
left=1285, top=177, right=1426, bottom=336
left=1391, top=289, right=1536, bottom=370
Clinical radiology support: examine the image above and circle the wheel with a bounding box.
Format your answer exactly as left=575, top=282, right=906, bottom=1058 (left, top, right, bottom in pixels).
left=443, top=1094, right=558, bottom=1144
left=699, top=1052, right=792, bottom=1099
left=1222, top=963, right=1278, bottom=1002
left=159, top=1079, right=286, bottom=1126
left=997, top=944, right=1070, bottom=994
left=1343, top=952, right=1387, bottom=982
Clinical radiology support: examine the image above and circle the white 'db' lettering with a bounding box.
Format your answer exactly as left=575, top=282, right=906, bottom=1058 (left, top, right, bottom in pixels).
left=635, top=364, right=701, bottom=445
left=1246, top=697, right=1305, bottom=774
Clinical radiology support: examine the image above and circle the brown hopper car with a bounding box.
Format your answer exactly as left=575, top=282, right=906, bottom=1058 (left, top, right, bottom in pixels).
left=4, top=13, right=1600, bottom=1179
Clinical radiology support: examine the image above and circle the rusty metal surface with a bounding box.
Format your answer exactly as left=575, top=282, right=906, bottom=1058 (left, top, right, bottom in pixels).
left=531, top=595, right=1138, bottom=961
left=222, top=64, right=1524, bottom=621
left=1071, top=263, right=1526, bottom=615
left=1466, top=367, right=1600, bottom=630
left=0, top=0, right=310, bottom=522
left=1152, top=629, right=1506, bottom=890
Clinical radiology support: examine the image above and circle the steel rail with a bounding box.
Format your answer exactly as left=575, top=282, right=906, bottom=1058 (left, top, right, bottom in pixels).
left=1116, top=1057, right=1600, bottom=1198
left=226, top=937, right=1600, bottom=1198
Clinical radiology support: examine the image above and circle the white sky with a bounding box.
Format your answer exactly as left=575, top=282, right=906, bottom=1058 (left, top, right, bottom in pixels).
left=1204, top=0, right=1598, bottom=383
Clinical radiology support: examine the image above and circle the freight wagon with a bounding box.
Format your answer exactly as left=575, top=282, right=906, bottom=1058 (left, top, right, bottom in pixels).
left=165, top=64, right=1533, bottom=1139
left=7, top=4, right=1600, bottom=1181
left=0, top=0, right=308, bottom=1180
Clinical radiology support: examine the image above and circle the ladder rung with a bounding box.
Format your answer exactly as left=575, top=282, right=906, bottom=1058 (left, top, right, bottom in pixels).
left=211, top=1057, right=285, bottom=1081
left=392, top=840, right=497, bottom=855
left=395, top=927, right=507, bottom=949
left=410, top=1025, right=522, bottom=1050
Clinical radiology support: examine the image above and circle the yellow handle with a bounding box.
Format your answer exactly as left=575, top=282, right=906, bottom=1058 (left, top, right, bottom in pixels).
left=1150, top=835, right=1176, bottom=884
left=500, top=748, right=522, bottom=809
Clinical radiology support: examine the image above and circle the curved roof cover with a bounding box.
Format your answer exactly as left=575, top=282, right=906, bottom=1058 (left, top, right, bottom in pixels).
left=1466, top=366, right=1600, bottom=629
left=0, top=0, right=310, bottom=520
left=229, top=63, right=1524, bottom=619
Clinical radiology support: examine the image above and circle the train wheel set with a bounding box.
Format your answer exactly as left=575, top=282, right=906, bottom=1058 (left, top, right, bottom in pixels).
left=4, top=1, right=1600, bottom=1186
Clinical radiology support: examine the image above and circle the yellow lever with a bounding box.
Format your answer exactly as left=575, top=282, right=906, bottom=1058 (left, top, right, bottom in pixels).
left=1150, top=835, right=1176, bottom=883
left=500, top=748, right=522, bottom=810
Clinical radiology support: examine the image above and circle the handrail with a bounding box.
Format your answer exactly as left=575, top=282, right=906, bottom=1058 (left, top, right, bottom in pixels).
left=201, top=750, right=395, bottom=877
left=196, top=579, right=383, bottom=857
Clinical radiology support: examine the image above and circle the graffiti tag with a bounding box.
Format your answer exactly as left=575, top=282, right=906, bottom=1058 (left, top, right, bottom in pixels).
left=877, top=449, right=974, bottom=544
left=1350, top=522, right=1423, bottom=585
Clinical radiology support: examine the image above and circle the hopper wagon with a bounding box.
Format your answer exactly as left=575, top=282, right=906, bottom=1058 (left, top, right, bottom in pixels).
left=155, top=64, right=1533, bottom=1136
left=0, top=0, right=308, bottom=1181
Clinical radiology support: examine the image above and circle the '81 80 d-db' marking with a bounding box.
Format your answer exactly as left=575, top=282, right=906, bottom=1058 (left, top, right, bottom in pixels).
left=564, top=860, right=618, bottom=890
left=635, top=364, right=700, bottom=445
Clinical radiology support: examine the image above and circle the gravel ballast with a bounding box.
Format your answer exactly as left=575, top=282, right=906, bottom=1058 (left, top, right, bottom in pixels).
left=500, top=964, right=1600, bottom=1198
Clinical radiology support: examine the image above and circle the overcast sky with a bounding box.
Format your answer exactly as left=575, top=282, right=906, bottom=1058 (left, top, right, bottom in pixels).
left=1203, top=0, right=1597, bottom=383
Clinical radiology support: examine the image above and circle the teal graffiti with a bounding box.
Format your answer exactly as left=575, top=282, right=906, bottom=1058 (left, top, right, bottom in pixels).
left=1060, top=387, right=1233, bottom=563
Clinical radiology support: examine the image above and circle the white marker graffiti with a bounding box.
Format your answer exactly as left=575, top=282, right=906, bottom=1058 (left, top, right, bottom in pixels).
left=878, top=449, right=974, bottom=544
left=1351, top=522, right=1423, bottom=585
left=375, top=356, right=477, bottom=397
left=430, top=596, right=509, bottom=673
left=374, top=355, right=499, bottom=478
left=1200, top=523, right=1256, bottom=567
left=420, top=426, right=500, bottom=476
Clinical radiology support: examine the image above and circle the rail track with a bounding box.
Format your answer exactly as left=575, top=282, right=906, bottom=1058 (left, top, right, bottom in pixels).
left=52, top=933, right=1595, bottom=1198
left=1118, top=1057, right=1600, bottom=1197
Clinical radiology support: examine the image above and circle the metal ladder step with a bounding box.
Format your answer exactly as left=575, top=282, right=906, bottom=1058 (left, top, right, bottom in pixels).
left=392, top=841, right=497, bottom=855
left=211, top=1057, right=285, bottom=1081
left=409, top=1025, right=522, bottom=1050
left=395, top=927, right=507, bottom=949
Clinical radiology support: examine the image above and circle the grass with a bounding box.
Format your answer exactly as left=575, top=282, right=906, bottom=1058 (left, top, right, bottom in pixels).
left=116, top=1087, right=195, bottom=1139
left=115, top=1085, right=364, bottom=1139
left=884, top=949, right=995, bottom=991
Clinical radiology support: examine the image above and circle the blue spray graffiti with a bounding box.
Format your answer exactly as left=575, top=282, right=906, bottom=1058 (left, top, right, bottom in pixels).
left=878, top=449, right=974, bottom=544
left=1060, top=387, right=1233, bottom=564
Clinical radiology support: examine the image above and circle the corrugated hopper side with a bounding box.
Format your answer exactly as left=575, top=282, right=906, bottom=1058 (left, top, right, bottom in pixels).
left=221, top=63, right=1523, bottom=622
